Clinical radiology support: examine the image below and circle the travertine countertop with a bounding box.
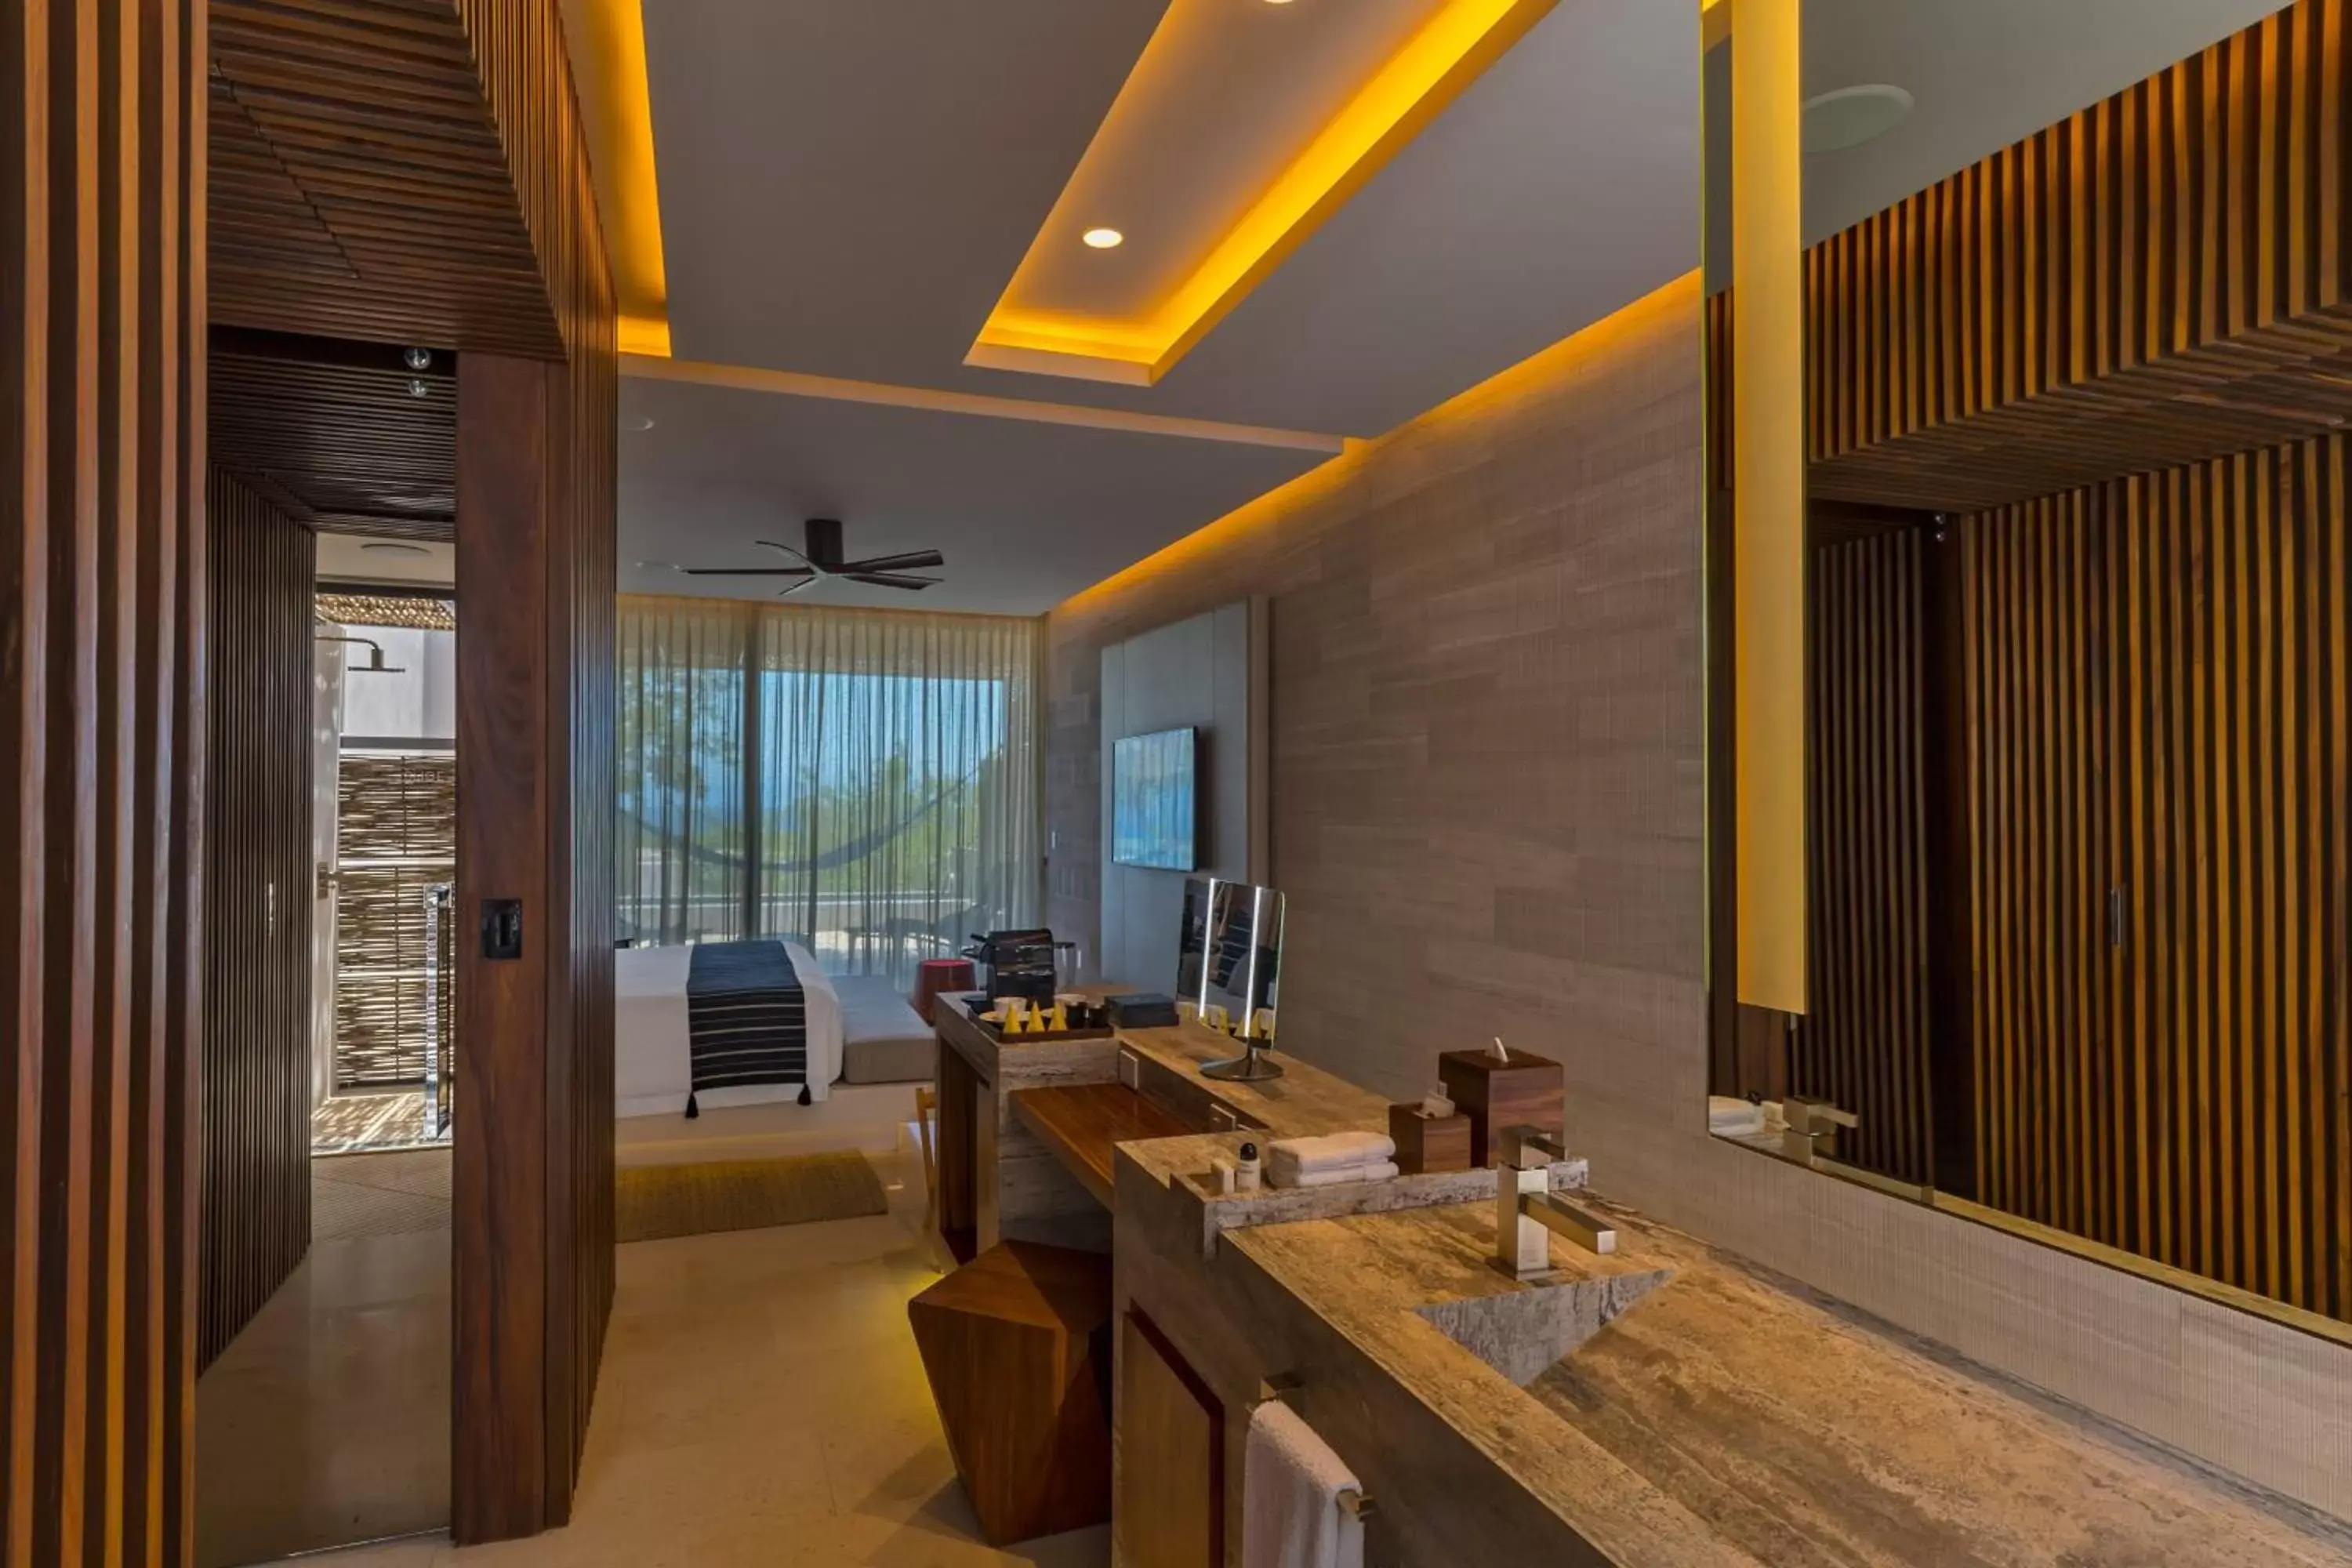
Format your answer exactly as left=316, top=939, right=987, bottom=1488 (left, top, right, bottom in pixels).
left=1230, top=1199, right=2352, bottom=1566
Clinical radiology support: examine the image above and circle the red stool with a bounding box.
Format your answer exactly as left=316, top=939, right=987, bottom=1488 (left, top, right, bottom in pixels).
left=913, top=957, right=978, bottom=1024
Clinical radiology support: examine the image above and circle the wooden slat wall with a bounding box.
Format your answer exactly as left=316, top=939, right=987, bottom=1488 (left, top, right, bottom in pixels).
left=2, top=0, right=208, bottom=1561
left=200, top=473, right=314, bottom=1369
left=1964, top=434, right=2352, bottom=1323
left=447, top=0, right=617, bottom=1542
left=208, top=1, right=564, bottom=358
left=1800, top=530, right=1934, bottom=1185
left=1806, top=0, right=2352, bottom=514
left=210, top=346, right=456, bottom=540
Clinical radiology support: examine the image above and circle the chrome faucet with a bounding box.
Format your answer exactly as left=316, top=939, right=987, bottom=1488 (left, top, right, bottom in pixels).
left=1493, top=1124, right=1616, bottom=1279
left=1780, top=1095, right=1859, bottom=1168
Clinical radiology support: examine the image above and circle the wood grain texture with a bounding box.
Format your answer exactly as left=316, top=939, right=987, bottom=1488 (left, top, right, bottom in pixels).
left=199, top=472, right=314, bottom=1369
left=1116, top=1309, right=1222, bottom=1568
left=1798, top=527, right=1934, bottom=1185
left=210, top=329, right=456, bottom=539
left=1011, top=1083, right=1191, bottom=1210
left=208, top=0, right=564, bottom=358
left=1805, top=0, right=2352, bottom=512
left=1962, top=437, right=2352, bottom=1324
left=2, top=0, right=208, bottom=1562
left=907, top=1242, right=1113, bottom=1548
left=451, top=333, right=615, bottom=1548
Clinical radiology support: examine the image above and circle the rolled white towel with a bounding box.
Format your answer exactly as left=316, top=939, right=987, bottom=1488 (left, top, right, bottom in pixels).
left=1267, top=1131, right=1396, bottom=1176
left=1272, top=1160, right=1399, bottom=1190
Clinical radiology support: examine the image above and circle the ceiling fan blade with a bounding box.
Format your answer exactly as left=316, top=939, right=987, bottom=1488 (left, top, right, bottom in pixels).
left=755, top=539, right=815, bottom=567
left=836, top=550, right=944, bottom=575
left=846, top=572, right=938, bottom=590
left=776, top=575, right=822, bottom=598
left=677, top=566, right=815, bottom=576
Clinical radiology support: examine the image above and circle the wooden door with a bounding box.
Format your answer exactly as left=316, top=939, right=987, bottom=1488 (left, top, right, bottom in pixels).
left=1118, top=1310, right=1222, bottom=1568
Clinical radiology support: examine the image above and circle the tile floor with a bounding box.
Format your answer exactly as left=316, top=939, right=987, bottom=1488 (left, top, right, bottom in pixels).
left=212, top=1090, right=1107, bottom=1567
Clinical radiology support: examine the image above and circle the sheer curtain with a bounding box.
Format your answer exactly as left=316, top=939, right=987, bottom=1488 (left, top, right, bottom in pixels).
left=617, top=595, right=1041, bottom=985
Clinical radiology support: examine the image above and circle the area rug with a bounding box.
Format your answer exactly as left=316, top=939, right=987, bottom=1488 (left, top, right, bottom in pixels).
left=313, top=1149, right=452, bottom=1242
left=617, top=1151, right=888, bottom=1243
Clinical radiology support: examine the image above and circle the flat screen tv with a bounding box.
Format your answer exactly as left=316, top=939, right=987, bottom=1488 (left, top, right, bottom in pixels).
left=1112, top=728, right=1197, bottom=871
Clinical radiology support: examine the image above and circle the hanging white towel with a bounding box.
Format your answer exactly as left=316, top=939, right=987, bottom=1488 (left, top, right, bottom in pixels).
left=1243, top=1402, right=1366, bottom=1568
left=1266, top=1131, right=1395, bottom=1176
left=1271, top=1160, right=1400, bottom=1190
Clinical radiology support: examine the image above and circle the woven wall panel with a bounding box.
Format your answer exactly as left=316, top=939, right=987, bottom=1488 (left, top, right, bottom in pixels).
left=1807, top=0, right=2352, bottom=512
left=334, top=757, right=456, bottom=1089
left=318, top=592, right=457, bottom=633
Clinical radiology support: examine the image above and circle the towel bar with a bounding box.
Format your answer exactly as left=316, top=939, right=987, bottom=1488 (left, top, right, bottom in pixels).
left=1252, top=1377, right=1377, bottom=1520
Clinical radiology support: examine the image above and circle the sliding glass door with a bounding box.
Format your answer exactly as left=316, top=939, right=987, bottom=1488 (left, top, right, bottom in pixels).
left=619, top=597, right=1041, bottom=984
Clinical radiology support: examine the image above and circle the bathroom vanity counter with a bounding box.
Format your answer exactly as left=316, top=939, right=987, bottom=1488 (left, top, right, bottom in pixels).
left=1225, top=1199, right=2352, bottom=1566
left=932, top=989, right=1404, bottom=1258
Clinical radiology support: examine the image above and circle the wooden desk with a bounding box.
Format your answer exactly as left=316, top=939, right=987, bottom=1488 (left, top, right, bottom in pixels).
left=1011, top=1083, right=1191, bottom=1211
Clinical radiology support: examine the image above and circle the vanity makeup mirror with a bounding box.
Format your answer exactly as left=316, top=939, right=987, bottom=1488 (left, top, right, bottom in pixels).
left=1704, top=0, right=2351, bottom=1338
left=1176, top=875, right=1284, bottom=1047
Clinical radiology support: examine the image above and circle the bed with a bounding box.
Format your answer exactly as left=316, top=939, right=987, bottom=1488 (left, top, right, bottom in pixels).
left=614, top=941, right=844, bottom=1119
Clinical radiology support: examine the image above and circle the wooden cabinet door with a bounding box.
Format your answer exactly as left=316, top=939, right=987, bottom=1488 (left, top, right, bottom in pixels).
left=1119, top=1309, right=1221, bottom=1568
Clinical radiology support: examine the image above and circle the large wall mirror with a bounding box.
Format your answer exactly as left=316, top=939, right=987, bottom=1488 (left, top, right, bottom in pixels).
left=1706, top=0, right=2350, bottom=1337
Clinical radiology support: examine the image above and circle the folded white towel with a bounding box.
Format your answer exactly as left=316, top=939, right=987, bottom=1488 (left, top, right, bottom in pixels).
left=1271, top=1160, right=1399, bottom=1189
left=1267, top=1131, right=1396, bottom=1174
left=1243, top=1402, right=1365, bottom=1568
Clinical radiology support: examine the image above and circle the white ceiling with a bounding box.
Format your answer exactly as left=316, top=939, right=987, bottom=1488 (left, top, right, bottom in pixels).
left=623, top=0, right=1701, bottom=612
left=1801, top=0, right=2289, bottom=243
left=614, top=375, right=1328, bottom=615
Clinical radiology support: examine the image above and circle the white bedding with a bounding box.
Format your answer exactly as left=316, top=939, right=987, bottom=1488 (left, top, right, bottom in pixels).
left=614, top=942, right=844, bottom=1120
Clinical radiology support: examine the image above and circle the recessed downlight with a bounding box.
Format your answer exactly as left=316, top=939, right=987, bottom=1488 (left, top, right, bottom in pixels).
left=1081, top=227, right=1124, bottom=249
left=1802, top=84, right=1914, bottom=153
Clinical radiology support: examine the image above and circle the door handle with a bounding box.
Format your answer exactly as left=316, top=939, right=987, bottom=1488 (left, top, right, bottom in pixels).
left=2108, top=885, right=2127, bottom=949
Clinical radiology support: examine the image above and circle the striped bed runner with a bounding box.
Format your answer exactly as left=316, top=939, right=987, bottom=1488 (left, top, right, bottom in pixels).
left=684, top=941, right=808, bottom=1109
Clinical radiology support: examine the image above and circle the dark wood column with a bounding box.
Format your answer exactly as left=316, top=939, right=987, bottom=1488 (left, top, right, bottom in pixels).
left=3, top=1, right=208, bottom=1563
left=452, top=342, right=614, bottom=1544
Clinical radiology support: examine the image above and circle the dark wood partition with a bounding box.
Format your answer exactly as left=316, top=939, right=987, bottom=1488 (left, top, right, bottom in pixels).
left=200, top=473, right=316, bottom=1368
left=2, top=1, right=209, bottom=1560
left=1962, top=437, right=2351, bottom=1322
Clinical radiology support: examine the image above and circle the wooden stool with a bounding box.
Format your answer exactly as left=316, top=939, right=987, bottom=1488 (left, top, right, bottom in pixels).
left=907, top=1241, right=1112, bottom=1546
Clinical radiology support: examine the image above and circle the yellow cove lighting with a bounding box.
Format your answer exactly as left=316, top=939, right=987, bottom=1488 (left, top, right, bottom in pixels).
left=968, top=0, right=1558, bottom=387
left=563, top=0, right=672, bottom=357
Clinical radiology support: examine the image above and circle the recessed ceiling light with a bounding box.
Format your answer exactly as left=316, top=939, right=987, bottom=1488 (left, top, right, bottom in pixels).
left=360, top=542, right=430, bottom=557
left=1802, top=84, right=1914, bottom=153
left=1082, top=227, right=1124, bottom=249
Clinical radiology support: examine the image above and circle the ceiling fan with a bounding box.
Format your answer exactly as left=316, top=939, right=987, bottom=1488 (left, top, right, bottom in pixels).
left=675, top=517, right=944, bottom=597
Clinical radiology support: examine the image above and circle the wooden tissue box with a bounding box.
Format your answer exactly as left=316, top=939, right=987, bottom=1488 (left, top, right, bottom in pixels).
left=1388, top=1104, right=1472, bottom=1175
left=1438, top=1047, right=1564, bottom=1167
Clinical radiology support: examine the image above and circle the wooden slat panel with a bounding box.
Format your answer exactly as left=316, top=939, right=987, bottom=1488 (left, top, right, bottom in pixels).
left=211, top=344, right=456, bottom=540
left=3, top=1, right=207, bottom=1561
left=1798, top=528, right=1934, bottom=1185
left=448, top=1, right=615, bottom=1532
left=1804, top=0, right=2352, bottom=514
left=1963, top=434, right=2352, bottom=1323
left=199, top=472, right=314, bottom=1369
left=207, top=0, right=564, bottom=359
